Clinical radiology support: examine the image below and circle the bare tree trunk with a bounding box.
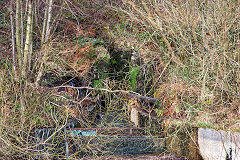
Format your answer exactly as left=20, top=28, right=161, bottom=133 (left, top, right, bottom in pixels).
left=20, top=0, right=24, bottom=55
left=15, top=0, right=22, bottom=71
left=36, top=0, right=53, bottom=87
left=41, top=0, right=53, bottom=44
left=28, top=8, right=33, bottom=73
left=10, top=0, right=17, bottom=78
left=41, top=0, right=48, bottom=45
left=45, top=0, right=53, bottom=42
left=22, top=0, right=32, bottom=78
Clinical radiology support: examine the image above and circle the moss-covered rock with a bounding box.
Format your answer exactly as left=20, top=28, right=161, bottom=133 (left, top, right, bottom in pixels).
left=165, top=123, right=202, bottom=160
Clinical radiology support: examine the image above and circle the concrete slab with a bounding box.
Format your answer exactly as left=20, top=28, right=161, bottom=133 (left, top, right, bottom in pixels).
left=198, top=128, right=240, bottom=160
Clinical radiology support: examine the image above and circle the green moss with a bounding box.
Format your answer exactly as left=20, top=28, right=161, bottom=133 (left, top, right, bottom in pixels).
left=110, top=59, right=117, bottom=64
left=128, top=66, right=140, bottom=91
left=77, top=37, right=104, bottom=46
left=93, top=79, right=104, bottom=94
left=197, top=122, right=214, bottom=128
left=93, top=79, right=103, bottom=88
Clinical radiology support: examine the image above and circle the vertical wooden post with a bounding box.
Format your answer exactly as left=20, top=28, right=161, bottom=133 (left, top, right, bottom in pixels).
left=130, top=107, right=139, bottom=127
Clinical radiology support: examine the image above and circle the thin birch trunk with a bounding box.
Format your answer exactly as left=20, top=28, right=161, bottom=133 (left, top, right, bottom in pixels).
left=22, top=0, right=32, bottom=78
left=34, top=0, right=40, bottom=34
left=28, top=12, right=33, bottom=73
left=20, top=0, right=24, bottom=55
left=16, top=0, right=22, bottom=69
left=36, top=0, right=53, bottom=87
left=41, top=0, right=49, bottom=44
left=25, top=0, right=29, bottom=18
left=45, top=0, right=53, bottom=42
left=19, top=0, right=26, bottom=127
left=10, top=0, right=17, bottom=78
left=20, top=91, right=25, bottom=128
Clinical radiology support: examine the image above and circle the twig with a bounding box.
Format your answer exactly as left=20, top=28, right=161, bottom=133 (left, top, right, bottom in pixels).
left=54, top=85, right=140, bottom=95
left=43, top=116, right=68, bottom=144
left=53, top=85, right=160, bottom=104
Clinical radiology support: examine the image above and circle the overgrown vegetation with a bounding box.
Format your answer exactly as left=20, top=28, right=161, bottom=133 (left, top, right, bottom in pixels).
left=112, top=0, right=240, bottom=126
left=0, top=0, right=239, bottom=159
